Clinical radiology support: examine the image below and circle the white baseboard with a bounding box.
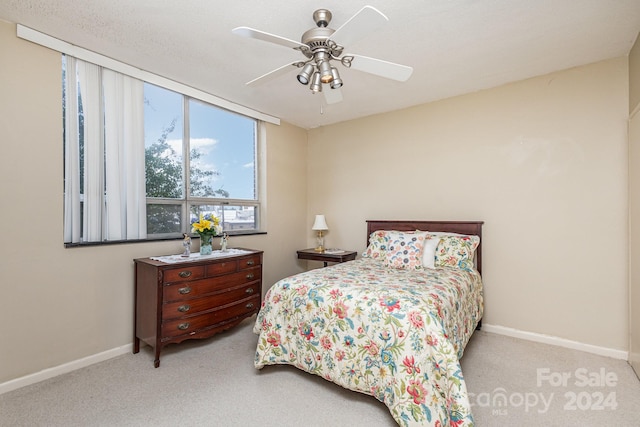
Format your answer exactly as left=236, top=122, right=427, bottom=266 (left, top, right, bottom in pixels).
left=482, top=323, right=628, bottom=360
left=0, top=344, right=132, bottom=395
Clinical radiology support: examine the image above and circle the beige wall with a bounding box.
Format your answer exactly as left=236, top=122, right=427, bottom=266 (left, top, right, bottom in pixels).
left=308, top=58, right=629, bottom=351
left=629, top=32, right=640, bottom=376
left=0, top=21, right=308, bottom=384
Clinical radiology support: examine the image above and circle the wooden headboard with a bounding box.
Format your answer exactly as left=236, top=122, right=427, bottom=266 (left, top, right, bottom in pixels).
left=366, top=220, right=484, bottom=275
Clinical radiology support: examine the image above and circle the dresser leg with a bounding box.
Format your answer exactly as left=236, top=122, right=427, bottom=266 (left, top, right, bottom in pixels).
left=154, top=347, right=161, bottom=368
left=133, top=337, right=140, bottom=354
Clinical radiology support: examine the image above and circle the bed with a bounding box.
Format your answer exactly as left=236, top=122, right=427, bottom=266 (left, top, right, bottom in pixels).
left=254, top=220, right=484, bottom=426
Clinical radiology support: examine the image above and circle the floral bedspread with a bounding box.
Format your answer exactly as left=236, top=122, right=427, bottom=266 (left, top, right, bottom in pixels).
left=254, top=258, right=483, bottom=426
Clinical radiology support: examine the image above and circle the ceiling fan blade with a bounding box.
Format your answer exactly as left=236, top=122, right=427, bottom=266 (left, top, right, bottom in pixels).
left=232, top=26, right=306, bottom=50
left=323, top=86, right=343, bottom=105
left=329, top=6, right=388, bottom=47
left=347, top=54, right=413, bottom=82
left=246, top=62, right=298, bottom=86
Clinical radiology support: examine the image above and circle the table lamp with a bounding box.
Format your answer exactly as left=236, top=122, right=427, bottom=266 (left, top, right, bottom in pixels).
left=312, top=214, right=328, bottom=252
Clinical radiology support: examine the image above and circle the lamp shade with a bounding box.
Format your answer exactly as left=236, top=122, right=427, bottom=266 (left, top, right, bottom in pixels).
left=312, top=215, right=328, bottom=231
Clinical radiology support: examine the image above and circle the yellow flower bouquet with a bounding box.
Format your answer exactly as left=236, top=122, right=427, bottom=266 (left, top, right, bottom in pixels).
left=191, top=213, right=222, bottom=255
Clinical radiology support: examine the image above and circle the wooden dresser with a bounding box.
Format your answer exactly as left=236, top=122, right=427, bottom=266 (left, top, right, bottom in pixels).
left=133, top=248, right=263, bottom=367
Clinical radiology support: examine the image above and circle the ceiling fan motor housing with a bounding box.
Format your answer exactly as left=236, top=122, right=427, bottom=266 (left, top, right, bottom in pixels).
left=301, top=27, right=336, bottom=52
left=301, top=9, right=344, bottom=60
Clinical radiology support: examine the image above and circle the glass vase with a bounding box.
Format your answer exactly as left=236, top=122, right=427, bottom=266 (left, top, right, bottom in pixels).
left=200, top=234, right=213, bottom=255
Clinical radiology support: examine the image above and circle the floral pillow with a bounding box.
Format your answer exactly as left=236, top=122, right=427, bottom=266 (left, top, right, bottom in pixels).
left=383, top=231, right=428, bottom=270
left=433, top=234, right=480, bottom=271
left=362, top=230, right=389, bottom=260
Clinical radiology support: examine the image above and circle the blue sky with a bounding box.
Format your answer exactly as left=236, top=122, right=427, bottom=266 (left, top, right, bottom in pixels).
left=144, top=83, right=256, bottom=200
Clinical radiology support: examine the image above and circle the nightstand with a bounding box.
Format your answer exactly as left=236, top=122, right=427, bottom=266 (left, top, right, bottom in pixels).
left=297, top=248, right=357, bottom=267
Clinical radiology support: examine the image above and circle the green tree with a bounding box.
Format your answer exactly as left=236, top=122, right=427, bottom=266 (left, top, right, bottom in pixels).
left=145, top=118, right=229, bottom=234
left=190, top=147, right=230, bottom=198
left=145, top=118, right=182, bottom=198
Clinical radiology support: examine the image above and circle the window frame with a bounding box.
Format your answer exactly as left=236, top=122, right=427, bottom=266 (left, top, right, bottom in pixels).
left=144, top=86, right=262, bottom=240
left=61, top=55, right=267, bottom=246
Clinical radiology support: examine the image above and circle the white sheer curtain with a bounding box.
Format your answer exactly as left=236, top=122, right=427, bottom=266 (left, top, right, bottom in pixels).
left=103, top=69, right=146, bottom=240
left=64, top=57, right=146, bottom=243
left=63, top=56, right=81, bottom=243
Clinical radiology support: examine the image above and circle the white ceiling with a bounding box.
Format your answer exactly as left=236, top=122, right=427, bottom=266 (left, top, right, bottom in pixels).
left=1, top=0, right=639, bottom=129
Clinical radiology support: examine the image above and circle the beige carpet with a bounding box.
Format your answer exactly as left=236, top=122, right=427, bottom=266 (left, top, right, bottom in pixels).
left=461, top=330, right=640, bottom=426
left=1, top=318, right=638, bottom=426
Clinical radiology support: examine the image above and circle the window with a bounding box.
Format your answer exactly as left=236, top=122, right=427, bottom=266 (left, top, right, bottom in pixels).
left=63, top=57, right=261, bottom=244
left=144, top=84, right=260, bottom=238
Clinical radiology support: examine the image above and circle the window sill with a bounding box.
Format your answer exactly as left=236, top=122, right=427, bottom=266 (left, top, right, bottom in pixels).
left=64, top=231, right=267, bottom=248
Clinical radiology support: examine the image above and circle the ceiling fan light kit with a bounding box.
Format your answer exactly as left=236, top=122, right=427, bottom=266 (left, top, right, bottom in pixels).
left=310, top=72, right=322, bottom=93
left=330, top=67, right=343, bottom=89
left=297, top=63, right=315, bottom=84
left=232, top=5, right=413, bottom=104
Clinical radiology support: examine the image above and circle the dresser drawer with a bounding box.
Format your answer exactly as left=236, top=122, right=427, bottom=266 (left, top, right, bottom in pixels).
left=163, top=283, right=261, bottom=319
left=206, top=260, right=238, bottom=276
left=161, top=295, right=260, bottom=338
left=238, top=255, right=262, bottom=270
left=163, top=266, right=262, bottom=301
left=163, top=265, right=205, bottom=284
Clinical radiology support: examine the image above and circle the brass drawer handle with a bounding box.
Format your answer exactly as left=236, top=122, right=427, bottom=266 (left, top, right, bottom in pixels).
left=245, top=303, right=254, bottom=310
left=245, top=288, right=254, bottom=294
left=246, top=273, right=254, bottom=280
left=178, top=270, right=192, bottom=278
left=177, top=322, right=190, bottom=330
left=178, top=286, right=191, bottom=295
left=178, top=304, right=191, bottom=313
left=246, top=260, right=255, bottom=266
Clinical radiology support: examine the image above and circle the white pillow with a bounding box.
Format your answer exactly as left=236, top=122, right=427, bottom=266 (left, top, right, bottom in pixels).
left=421, top=236, right=441, bottom=269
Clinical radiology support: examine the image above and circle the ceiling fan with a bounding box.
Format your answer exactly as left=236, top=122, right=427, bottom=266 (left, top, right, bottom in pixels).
left=232, top=6, right=413, bottom=105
